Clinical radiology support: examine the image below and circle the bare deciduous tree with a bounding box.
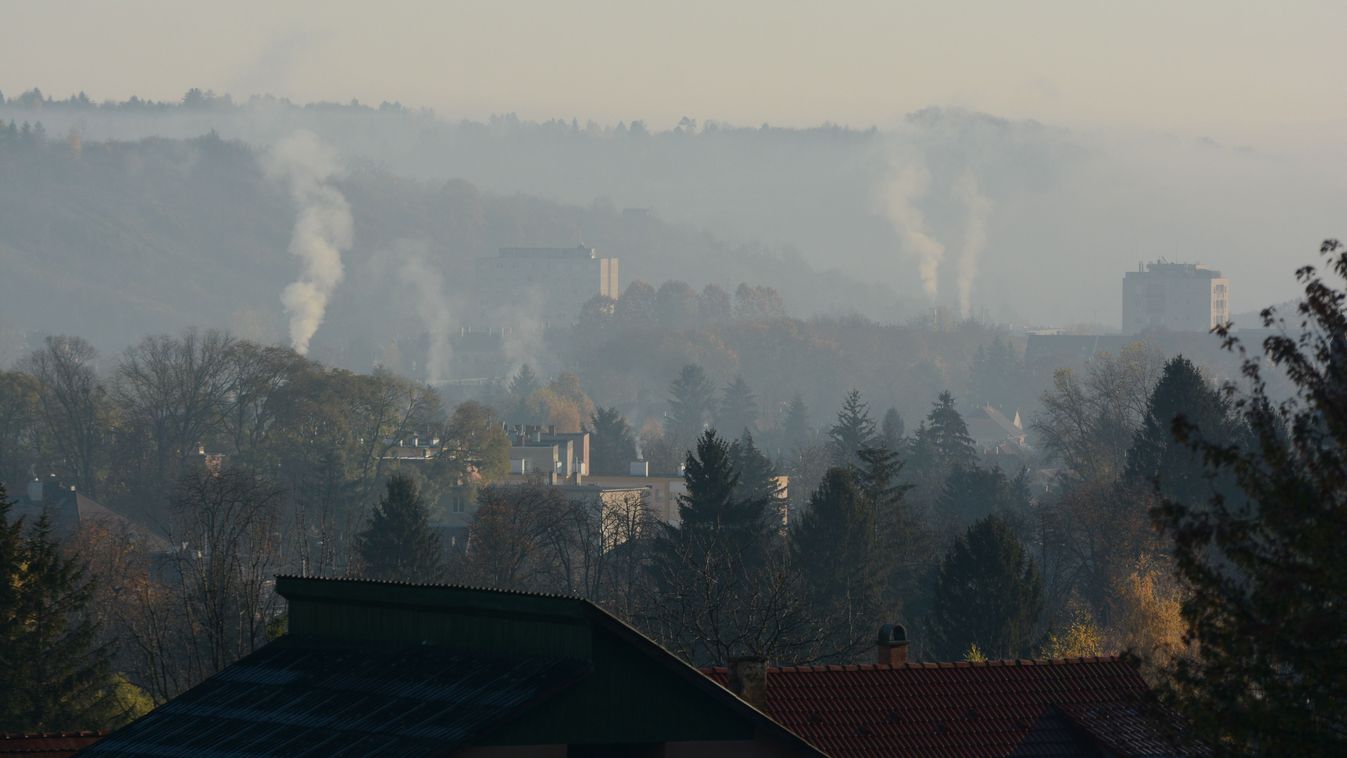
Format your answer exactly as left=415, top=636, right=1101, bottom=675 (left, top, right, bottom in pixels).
left=22, top=336, right=109, bottom=496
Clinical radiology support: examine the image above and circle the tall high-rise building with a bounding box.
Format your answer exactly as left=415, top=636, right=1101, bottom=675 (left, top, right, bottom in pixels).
left=474, top=245, right=619, bottom=326
left=1122, top=261, right=1229, bottom=334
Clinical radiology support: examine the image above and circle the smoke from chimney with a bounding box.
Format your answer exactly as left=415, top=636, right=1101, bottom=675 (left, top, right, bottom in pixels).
left=397, top=250, right=453, bottom=383
left=266, top=130, right=352, bottom=355
left=882, top=162, right=945, bottom=302
left=955, top=170, right=991, bottom=319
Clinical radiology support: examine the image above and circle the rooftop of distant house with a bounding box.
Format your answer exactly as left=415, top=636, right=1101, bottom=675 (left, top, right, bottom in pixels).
left=704, top=628, right=1200, bottom=758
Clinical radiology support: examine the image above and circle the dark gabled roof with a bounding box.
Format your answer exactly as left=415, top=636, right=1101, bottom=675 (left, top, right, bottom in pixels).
left=0, top=731, right=106, bottom=757
left=82, top=637, right=590, bottom=757
left=272, top=575, right=822, bottom=755
left=705, top=657, right=1197, bottom=758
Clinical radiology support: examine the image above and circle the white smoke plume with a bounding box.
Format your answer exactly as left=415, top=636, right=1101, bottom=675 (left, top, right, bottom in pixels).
left=883, top=162, right=945, bottom=301
left=397, top=252, right=453, bottom=384
left=955, top=170, right=991, bottom=319
left=266, top=130, right=352, bottom=355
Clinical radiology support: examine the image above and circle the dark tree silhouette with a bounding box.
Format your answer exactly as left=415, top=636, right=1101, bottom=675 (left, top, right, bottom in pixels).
left=936, top=465, right=1031, bottom=526
left=790, top=467, right=883, bottom=661
left=930, top=515, right=1042, bottom=660
left=357, top=474, right=443, bottom=582
left=881, top=407, right=906, bottom=451
left=589, top=406, right=638, bottom=475
left=719, top=375, right=759, bottom=438
left=665, top=364, right=717, bottom=456
left=1153, top=240, right=1347, bottom=753
left=828, top=389, right=877, bottom=468
left=0, top=484, right=119, bottom=731
left=1125, top=356, right=1235, bottom=508
left=781, top=393, right=812, bottom=451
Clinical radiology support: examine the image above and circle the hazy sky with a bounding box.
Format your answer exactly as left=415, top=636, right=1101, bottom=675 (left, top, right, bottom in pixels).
left=5, top=0, right=1345, bottom=148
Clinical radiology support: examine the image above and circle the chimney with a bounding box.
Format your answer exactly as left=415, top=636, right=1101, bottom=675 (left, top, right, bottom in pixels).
left=877, top=623, right=909, bottom=666
left=27, top=478, right=42, bottom=502
left=727, top=655, right=767, bottom=711
left=629, top=460, right=649, bottom=477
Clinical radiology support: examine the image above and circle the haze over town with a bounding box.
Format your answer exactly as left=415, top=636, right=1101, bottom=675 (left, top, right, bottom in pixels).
left=1, top=3, right=1344, bottom=755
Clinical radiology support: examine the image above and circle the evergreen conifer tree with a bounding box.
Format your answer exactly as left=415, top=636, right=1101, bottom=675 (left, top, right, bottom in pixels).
left=936, top=465, right=1031, bottom=526
left=730, top=430, right=784, bottom=507
left=675, top=430, right=769, bottom=559
left=930, top=515, right=1042, bottom=660
left=508, top=364, right=540, bottom=423
left=789, top=467, right=883, bottom=660
left=1125, top=356, right=1233, bottom=507
left=781, top=394, right=812, bottom=451
left=828, top=389, right=878, bottom=468
left=927, top=391, right=978, bottom=468
left=719, top=375, right=759, bottom=437
left=357, top=474, right=443, bottom=582
left=589, top=406, right=638, bottom=475
left=665, top=364, right=717, bottom=456
left=855, top=443, right=924, bottom=612
left=0, top=489, right=119, bottom=731
left=881, top=408, right=905, bottom=451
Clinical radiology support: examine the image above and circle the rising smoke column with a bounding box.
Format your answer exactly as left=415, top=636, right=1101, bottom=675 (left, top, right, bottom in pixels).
left=955, top=170, right=991, bottom=319
left=397, top=251, right=453, bottom=384
left=266, top=131, right=352, bottom=355
left=883, top=162, right=945, bottom=301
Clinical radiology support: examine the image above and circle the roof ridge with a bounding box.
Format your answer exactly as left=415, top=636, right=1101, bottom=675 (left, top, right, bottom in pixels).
left=700, top=655, right=1126, bottom=674
left=274, top=574, right=586, bottom=601
left=0, top=730, right=110, bottom=738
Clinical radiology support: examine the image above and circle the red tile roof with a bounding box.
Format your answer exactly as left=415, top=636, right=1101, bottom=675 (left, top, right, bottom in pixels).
left=705, top=657, right=1196, bottom=758
left=0, top=731, right=106, bottom=757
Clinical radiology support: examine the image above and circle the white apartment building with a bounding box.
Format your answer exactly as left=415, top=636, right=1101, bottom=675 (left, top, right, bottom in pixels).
left=1122, top=261, right=1229, bottom=334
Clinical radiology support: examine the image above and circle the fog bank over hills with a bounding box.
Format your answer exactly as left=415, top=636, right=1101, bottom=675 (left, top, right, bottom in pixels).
left=1, top=90, right=1342, bottom=354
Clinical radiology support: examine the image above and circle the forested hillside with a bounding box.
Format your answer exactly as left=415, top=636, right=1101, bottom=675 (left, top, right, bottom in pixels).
left=0, top=128, right=895, bottom=366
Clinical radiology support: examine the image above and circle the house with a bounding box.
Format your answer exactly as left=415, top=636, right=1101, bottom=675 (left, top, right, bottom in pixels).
left=86, top=577, right=821, bottom=757
left=6, top=476, right=141, bottom=542
left=964, top=404, right=1028, bottom=454
left=705, top=626, right=1198, bottom=758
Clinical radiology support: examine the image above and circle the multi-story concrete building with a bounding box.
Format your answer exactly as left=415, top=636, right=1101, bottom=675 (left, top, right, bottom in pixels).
left=1122, top=261, right=1229, bottom=334
left=474, top=245, right=619, bottom=327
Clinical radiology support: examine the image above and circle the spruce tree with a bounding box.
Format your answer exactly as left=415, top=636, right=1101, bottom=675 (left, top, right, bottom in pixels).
left=357, top=474, right=443, bottom=582
left=674, top=430, right=770, bottom=564
left=828, top=389, right=878, bottom=468
left=0, top=497, right=118, bottom=731
left=508, top=364, right=540, bottom=423
left=665, top=364, right=717, bottom=456
left=909, top=393, right=978, bottom=487
left=1125, top=356, right=1234, bottom=507
left=856, top=443, right=923, bottom=612
left=881, top=408, right=906, bottom=451
left=927, top=391, right=978, bottom=468
left=790, top=467, right=883, bottom=661
left=930, top=514, right=1042, bottom=660
left=730, top=430, right=784, bottom=507
left=719, top=375, right=759, bottom=438
left=781, top=393, right=812, bottom=451
left=1152, top=240, right=1347, bottom=753
left=589, top=406, right=638, bottom=475
left=936, top=464, right=1031, bottom=526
